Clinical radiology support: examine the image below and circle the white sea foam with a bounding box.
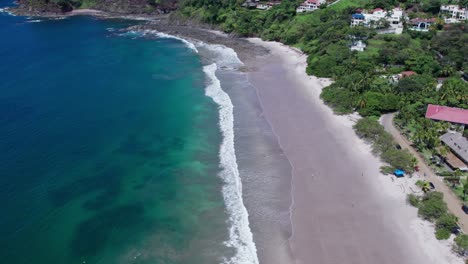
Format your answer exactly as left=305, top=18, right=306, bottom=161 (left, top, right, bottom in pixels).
left=203, top=62, right=259, bottom=264
left=119, top=30, right=198, bottom=53
left=198, top=43, right=242, bottom=68
left=0, top=7, right=16, bottom=16
left=26, top=19, right=42, bottom=23
left=151, top=31, right=198, bottom=53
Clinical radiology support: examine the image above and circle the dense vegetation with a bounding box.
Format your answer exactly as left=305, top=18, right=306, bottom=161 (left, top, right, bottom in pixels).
left=408, top=191, right=459, bottom=240
left=178, top=0, right=467, bottom=114
left=353, top=117, right=415, bottom=172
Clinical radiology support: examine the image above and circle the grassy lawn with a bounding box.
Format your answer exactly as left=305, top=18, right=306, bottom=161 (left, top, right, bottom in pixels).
left=358, top=39, right=385, bottom=59
left=328, top=0, right=369, bottom=11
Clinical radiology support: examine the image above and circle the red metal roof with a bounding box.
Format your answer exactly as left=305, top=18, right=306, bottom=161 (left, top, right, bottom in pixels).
left=400, top=71, right=417, bottom=78
left=373, top=8, right=383, bottom=12
left=425, top=104, right=468, bottom=125
left=410, top=17, right=437, bottom=23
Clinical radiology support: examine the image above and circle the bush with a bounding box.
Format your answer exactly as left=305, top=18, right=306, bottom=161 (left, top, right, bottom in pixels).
left=380, top=165, right=394, bottom=174
left=381, top=148, right=415, bottom=172
left=436, top=213, right=458, bottom=232
left=418, top=192, right=447, bottom=221
left=320, top=85, right=355, bottom=114
left=354, top=117, right=384, bottom=140
left=407, top=193, right=420, bottom=207
left=435, top=228, right=451, bottom=240
left=354, top=117, right=416, bottom=172
left=454, top=234, right=468, bottom=256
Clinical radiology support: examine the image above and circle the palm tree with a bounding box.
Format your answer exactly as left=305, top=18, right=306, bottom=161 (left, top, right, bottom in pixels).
left=440, top=66, right=454, bottom=77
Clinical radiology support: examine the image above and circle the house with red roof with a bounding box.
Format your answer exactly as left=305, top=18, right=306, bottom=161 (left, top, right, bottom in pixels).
left=296, top=0, right=325, bottom=13
left=373, top=7, right=383, bottom=13
left=399, top=71, right=417, bottom=78
left=426, top=104, right=468, bottom=170
left=425, top=104, right=468, bottom=125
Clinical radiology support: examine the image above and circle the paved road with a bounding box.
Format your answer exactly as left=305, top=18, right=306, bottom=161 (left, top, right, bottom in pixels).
left=381, top=113, right=468, bottom=231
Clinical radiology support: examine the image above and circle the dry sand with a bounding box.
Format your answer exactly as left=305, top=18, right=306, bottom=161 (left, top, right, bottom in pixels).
left=246, top=38, right=464, bottom=264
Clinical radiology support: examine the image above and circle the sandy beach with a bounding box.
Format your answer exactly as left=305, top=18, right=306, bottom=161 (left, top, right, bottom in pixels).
left=245, top=38, right=464, bottom=264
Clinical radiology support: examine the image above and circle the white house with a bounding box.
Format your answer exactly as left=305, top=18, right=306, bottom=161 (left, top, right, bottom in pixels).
left=350, top=8, right=403, bottom=34
left=440, top=5, right=467, bottom=23
left=350, top=40, right=367, bottom=52
left=296, top=0, right=326, bottom=13
left=408, top=18, right=436, bottom=32
left=256, top=4, right=271, bottom=10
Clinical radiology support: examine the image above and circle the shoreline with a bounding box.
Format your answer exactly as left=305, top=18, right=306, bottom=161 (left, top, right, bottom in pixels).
left=245, top=38, right=464, bottom=264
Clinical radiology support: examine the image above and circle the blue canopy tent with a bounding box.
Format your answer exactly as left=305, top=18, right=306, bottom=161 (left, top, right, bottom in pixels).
left=394, top=169, right=405, bottom=177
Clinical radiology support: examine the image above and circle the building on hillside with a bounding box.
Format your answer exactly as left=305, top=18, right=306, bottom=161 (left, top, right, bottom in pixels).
left=384, top=70, right=417, bottom=84
left=350, top=13, right=365, bottom=26
left=408, top=18, right=436, bottom=32
left=440, top=132, right=468, bottom=171
left=242, top=0, right=259, bottom=8
left=256, top=3, right=271, bottom=10
left=350, top=40, right=367, bottom=51
left=436, top=78, right=446, bottom=90
left=296, top=0, right=325, bottom=13
left=399, top=71, right=417, bottom=78
left=440, top=5, right=467, bottom=23
left=350, top=7, right=404, bottom=34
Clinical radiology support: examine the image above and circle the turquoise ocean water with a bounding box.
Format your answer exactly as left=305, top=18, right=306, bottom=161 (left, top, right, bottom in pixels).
left=0, top=5, right=239, bottom=264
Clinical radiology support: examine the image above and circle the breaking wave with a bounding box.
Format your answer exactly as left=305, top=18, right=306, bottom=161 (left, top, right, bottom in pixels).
left=203, top=59, right=259, bottom=264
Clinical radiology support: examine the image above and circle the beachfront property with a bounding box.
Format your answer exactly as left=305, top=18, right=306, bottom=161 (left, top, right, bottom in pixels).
left=296, top=0, right=326, bottom=13
left=425, top=104, right=468, bottom=128
left=350, top=8, right=404, bottom=34
left=440, top=5, right=467, bottom=24
left=408, top=18, right=436, bottom=32
left=425, top=104, right=468, bottom=171
left=440, top=132, right=468, bottom=171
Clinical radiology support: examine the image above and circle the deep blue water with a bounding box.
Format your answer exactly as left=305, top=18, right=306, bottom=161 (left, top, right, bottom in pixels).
left=0, top=6, right=230, bottom=264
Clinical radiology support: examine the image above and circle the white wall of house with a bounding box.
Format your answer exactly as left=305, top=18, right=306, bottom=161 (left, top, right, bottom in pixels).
left=350, top=8, right=403, bottom=32
left=440, top=5, right=467, bottom=23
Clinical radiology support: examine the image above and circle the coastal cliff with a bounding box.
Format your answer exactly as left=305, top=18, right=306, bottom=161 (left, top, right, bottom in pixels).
left=13, top=0, right=178, bottom=14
